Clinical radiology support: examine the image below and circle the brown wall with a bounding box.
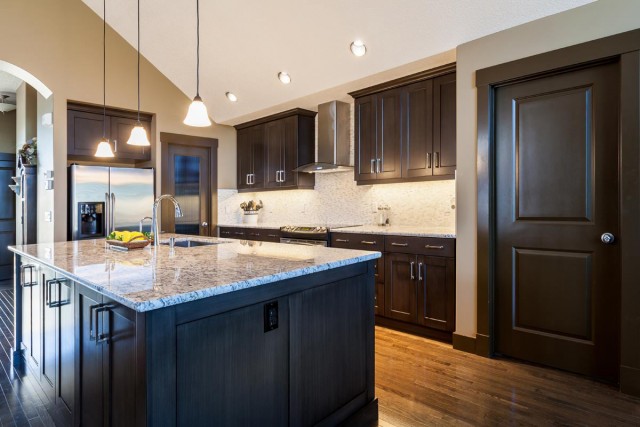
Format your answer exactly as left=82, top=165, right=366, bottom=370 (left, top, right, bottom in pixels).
left=0, top=110, right=16, bottom=153
left=0, top=0, right=236, bottom=242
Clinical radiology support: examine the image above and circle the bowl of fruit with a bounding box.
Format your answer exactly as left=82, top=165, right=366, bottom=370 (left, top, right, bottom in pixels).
left=106, top=231, right=153, bottom=250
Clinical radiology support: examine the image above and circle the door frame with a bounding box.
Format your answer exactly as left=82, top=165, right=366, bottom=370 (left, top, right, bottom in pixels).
left=160, top=132, right=218, bottom=236
left=475, top=29, right=640, bottom=395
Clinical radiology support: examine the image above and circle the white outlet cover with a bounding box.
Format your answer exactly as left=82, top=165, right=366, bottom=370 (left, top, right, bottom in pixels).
left=44, top=211, right=53, bottom=222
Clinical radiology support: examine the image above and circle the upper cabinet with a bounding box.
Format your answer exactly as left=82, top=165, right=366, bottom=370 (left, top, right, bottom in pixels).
left=235, top=109, right=315, bottom=192
left=350, top=64, right=456, bottom=184
left=67, top=102, right=152, bottom=163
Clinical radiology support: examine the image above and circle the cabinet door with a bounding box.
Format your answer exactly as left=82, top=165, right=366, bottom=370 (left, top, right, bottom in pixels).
left=403, top=80, right=434, bottom=178
left=57, top=278, right=75, bottom=420
left=418, top=256, right=455, bottom=331
left=374, top=255, right=385, bottom=316
left=265, top=120, right=284, bottom=188
left=41, top=269, right=57, bottom=402
left=433, top=73, right=456, bottom=176
left=354, top=95, right=377, bottom=182
left=76, top=286, right=104, bottom=426
left=237, top=128, right=252, bottom=190
left=67, top=110, right=109, bottom=157
left=384, top=253, right=418, bottom=323
left=25, top=264, right=41, bottom=371
left=104, top=298, right=138, bottom=427
left=177, top=298, right=289, bottom=426
left=110, top=116, right=151, bottom=161
left=250, top=125, right=266, bottom=188
left=281, top=116, right=298, bottom=187
left=376, top=88, right=402, bottom=180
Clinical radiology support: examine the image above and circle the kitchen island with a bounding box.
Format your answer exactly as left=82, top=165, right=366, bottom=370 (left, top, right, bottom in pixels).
left=10, top=236, right=380, bottom=426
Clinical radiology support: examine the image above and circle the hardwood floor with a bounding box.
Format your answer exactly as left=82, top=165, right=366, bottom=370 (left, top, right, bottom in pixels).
left=0, top=289, right=637, bottom=426
left=375, top=326, right=640, bottom=426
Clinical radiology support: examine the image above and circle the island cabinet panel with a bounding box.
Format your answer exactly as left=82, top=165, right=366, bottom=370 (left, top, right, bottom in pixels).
left=20, top=260, right=41, bottom=373
left=176, top=297, right=289, bottom=426
left=41, top=267, right=59, bottom=401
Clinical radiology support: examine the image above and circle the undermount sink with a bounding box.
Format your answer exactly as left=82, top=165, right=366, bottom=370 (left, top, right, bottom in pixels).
left=160, top=239, right=223, bottom=248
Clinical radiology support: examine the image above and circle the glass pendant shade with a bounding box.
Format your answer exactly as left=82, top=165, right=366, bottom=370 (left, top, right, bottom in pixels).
left=126, top=123, right=150, bottom=146
left=95, top=138, right=115, bottom=157
left=183, top=96, right=212, bottom=127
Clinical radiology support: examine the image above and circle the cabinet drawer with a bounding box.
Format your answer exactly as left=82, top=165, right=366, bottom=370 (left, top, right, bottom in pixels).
left=330, top=233, right=384, bottom=252
left=219, top=227, right=248, bottom=239
left=385, top=235, right=454, bottom=257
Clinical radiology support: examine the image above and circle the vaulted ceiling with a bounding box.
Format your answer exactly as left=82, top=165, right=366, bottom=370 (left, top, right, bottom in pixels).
left=82, top=0, right=593, bottom=125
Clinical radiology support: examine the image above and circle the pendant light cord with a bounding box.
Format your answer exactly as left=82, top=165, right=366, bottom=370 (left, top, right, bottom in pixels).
left=102, top=0, right=106, bottom=138
left=137, top=0, right=141, bottom=122
left=196, top=0, right=200, bottom=97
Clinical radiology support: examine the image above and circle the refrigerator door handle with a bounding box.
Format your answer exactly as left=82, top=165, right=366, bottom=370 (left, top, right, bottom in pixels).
left=105, top=192, right=110, bottom=235
left=110, top=193, right=116, bottom=234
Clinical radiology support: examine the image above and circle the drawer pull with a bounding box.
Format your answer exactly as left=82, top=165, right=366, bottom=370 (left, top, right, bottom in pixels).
left=425, top=245, right=444, bottom=250
left=360, top=240, right=377, bottom=245
left=249, top=233, right=260, bottom=237
left=267, top=234, right=279, bottom=238
left=335, top=238, right=349, bottom=243
left=391, top=242, right=408, bottom=247
left=234, top=232, right=245, bottom=235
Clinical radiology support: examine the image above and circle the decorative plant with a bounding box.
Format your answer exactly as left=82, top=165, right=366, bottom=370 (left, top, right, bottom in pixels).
left=19, top=137, right=37, bottom=165
left=240, top=200, right=263, bottom=213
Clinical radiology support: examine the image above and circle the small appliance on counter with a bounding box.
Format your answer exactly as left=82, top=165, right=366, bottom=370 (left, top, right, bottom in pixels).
left=377, top=204, right=391, bottom=226
left=279, top=224, right=361, bottom=246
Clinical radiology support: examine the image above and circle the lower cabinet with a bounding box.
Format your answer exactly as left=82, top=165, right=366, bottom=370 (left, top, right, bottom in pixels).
left=218, top=226, right=281, bottom=243
left=76, top=284, right=138, bottom=426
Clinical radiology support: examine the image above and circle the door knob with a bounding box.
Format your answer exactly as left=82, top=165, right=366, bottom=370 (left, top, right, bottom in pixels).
left=601, top=232, right=615, bottom=244
left=202, top=222, right=208, bottom=227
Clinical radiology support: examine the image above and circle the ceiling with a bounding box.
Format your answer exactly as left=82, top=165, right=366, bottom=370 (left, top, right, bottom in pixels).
left=82, top=0, right=593, bottom=125
left=0, top=71, right=22, bottom=102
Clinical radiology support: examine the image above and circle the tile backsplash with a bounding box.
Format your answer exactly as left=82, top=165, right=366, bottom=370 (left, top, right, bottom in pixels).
left=218, top=173, right=455, bottom=228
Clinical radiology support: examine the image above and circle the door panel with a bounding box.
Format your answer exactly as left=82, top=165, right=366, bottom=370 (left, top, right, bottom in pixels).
left=433, top=73, right=456, bottom=176
left=237, top=128, right=251, bottom=190
left=41, top=270, right=57, bottom=401
left=67, top=110, right=108, bottom=157
left=281, top=116, right=297, bottom=187
left=403, top=80, right=434, bottom=178
left=377, top=89, right=402, bottom=179
left=355, top=95, right=377, bottom=181
left=265, top=120, right=284, bottom=188
left=58, top=279, right=74, bottom=417
left=495, top=61, right=620, bottom=381
left=77, top=288, right=104, bottom=426
left=384, top=253, right=417, bottom=323
left=250, top=125, right=266, bottom=188
left=418, top=256, right=454, bottom=331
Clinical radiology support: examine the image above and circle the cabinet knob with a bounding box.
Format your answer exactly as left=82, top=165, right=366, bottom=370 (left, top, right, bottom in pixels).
left=601, top=232, right=615, bottom=244
left=202, top=222, right=208, bottom=228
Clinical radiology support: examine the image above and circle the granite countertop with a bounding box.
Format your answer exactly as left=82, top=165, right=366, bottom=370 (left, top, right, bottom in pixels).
left=9, top=235, right=380, bottom=313
left=333, top=225, right=456, bottom=238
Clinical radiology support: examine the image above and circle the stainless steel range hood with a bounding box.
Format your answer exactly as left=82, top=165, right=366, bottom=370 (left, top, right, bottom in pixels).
left=294, top=101, right=352, bottom=173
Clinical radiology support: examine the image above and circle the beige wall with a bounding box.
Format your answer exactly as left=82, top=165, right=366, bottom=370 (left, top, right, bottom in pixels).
left=0, top=110, right=16, bottom=153
left=0, top=0, right=236, bottom=243
left=455, top=0, right=640, bottom=338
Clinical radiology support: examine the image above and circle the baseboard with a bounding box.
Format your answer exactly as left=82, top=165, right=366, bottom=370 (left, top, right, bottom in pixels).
left=375, top=316, right=452, bottom=343
left=620, top=365, right=640, bottom=397
left=475, top=333, right=491, bottom=357
left=452, top=333, right=476, bottom=354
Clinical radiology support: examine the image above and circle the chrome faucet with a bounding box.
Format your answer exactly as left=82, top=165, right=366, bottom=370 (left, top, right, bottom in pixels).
left=139, top=216, right=152, bottom=233
left=151, top=194, right=184, bottom=247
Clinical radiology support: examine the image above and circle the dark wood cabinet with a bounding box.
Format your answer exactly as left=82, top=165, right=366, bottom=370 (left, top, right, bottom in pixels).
left=76, top=283, right=138, bottom=426
left=67, top=103, right=152, bottom=163
left=219, top=226, right=281, bottom=243
left=235, top=109, right=315, bottom=192
left=385, top=252, right=418, bottom=323
left=351, top=64, right=456, bottom=184
left=418, top=256, right=455, bottom=332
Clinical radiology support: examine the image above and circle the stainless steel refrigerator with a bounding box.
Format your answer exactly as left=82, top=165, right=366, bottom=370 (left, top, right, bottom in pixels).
left=68, top=165, right=155, bottom=241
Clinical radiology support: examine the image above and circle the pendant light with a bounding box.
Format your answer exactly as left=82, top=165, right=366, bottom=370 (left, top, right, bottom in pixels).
left=95, top=0, right=115, bottom=158
left=126, top=0, right=150, bottom=146
left=183, top=0, right=212, bottom=127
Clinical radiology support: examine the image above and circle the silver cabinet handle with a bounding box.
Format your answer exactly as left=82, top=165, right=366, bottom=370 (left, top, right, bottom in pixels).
left=246, top=174, right=250, bottom=185
left=370, top=159, right=375, bottom=174
left=21, top=264, right=36, bottom=287
left=281, top=170, right=286, bottom=182
left=410, top=261, right=415, bottom=280
left=418, top=262, right=423, bottom=281
left=391, top=242, right=408, bottom=247
left=336, top=238, right=349, bottom=243
left=377, top=158, right=382, bottom=174
left=110, top=193, right=116, bottom=234
left=105, top=192, right=110, bottom=235
left=275, top=170, right=281, bottom=183
left=95, top=306, right=110, bottom=344
left=360, top=241, right=377, bottom=245
left=434, top=152, right=440, bottom=168
left=427, top=152, right=432, bottom=169
left=251, top=174, right=255, bottom=184
left=45, top=279, right=55, bottom=307
left=425, top=245, right=444, bottom=250
left=601, top=232, right=615, bottom=244
left=202, top=222, right=208, bottom=227
left=89, top=304, right=101, bottom=341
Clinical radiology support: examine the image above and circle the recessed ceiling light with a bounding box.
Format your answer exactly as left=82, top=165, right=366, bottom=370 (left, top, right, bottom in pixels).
left=226, top=92, right=238, bottom=102
left=278, top=72, right=291, bottom=84
left=350, top=40, right=367, bottom=57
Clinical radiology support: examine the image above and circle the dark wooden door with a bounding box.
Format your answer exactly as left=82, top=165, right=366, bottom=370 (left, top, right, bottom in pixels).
left=41, top=269, right=57, bottom=402
left=403, top=80, right=434, bottom=178
left=265, top=120, right=284, bottom=188
left=110, top=116, right=151, bottom=161
left=177, top=298, right=289, bottom=426
left=384, top=253, right=418, bottom=323
left=281, top=116, right=298, bottom=187
left=418, top=256, right=455, bottom=332
left=0, top=154, right=15, bottom=284
left=104, top=298, right=138, bottom=427
left=376, top=89, right=402, bottom=180
left=249, top=125, right=266, bottom=189
left=354, top=95, right=377, bottom=182
left=67, top=110, right=109, bottom=157
left=236, top=128, right=252, bottom=190
left=76, top=285, right=104, bottom=426
left=495, top=61, right=620, bottom=381
left=433, top=73, right=456, bottom=176
left=165, top=144, right=213, bottom=236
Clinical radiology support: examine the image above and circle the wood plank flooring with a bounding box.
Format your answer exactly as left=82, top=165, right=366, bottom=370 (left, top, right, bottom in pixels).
left=0, top=289, right=638, bottom=426
left=375, top=326, right=640, bottom=426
